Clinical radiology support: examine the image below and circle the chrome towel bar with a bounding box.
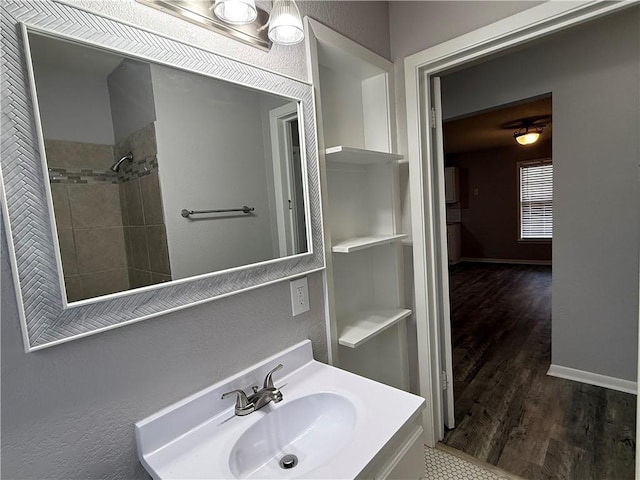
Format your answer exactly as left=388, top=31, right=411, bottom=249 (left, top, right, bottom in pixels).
left=181, top=206, right=255, bottom=218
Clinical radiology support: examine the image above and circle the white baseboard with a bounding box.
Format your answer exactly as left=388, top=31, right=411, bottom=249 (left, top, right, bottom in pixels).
left=461, top=257, right=552, bottom=266
left=547, top=364, right=637, bottom=395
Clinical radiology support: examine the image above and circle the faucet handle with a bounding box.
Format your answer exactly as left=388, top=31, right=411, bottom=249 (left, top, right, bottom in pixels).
left=221, top=389, right=254, bottom=415
left=263, top=363, right=283, bottom=389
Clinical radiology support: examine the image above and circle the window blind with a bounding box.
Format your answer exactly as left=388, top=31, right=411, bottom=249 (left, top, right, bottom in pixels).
left=519, top=162, right=552, bottom=239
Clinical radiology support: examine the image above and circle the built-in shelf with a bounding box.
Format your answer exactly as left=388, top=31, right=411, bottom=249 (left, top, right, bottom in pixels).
left=338, top=308, right=412, bottom=348
left=325, top=146, right=404, bottom=165
left=332, top=234, right=408, bottom=253
left=309, top=19, right=411, bottom=390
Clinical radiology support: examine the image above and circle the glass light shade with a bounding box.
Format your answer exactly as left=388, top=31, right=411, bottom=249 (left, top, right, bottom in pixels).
left=213, top=0, right=257, bottom=25
left=268, top=0, right=304, bottom=45
left=515, top=131, right=541, bottom=145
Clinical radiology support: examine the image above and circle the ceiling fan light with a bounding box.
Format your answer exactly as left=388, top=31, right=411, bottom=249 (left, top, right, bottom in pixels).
left=268, top=0, right=304, bottom=45
left=515, top=131, right=541, bottom=145
left=213, top=0, right=257, bottom=25
left=514, top=124, right=544, bottom=146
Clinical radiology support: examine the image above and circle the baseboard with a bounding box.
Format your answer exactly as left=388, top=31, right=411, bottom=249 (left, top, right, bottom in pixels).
left=547, top=364, right=637, bottom=395
left=461, top=257, right=552, bottom=266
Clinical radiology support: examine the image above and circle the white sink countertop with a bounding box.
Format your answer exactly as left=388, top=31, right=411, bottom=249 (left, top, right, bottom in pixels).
left=135, top=340, right=425, bottom=479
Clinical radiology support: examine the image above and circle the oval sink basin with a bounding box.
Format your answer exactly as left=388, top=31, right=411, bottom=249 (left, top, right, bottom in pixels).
left=228, top=393, right=357, bottom=479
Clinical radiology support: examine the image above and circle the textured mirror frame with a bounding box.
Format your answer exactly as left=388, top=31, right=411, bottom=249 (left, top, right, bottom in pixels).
left=0, top=0, right=324, bottom=351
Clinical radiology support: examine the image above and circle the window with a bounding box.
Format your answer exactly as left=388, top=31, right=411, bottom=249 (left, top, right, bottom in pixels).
left=518, top=160, right=552, bottom=240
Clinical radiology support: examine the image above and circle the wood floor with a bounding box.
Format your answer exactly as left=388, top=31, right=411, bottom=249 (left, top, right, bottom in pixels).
left=443, top=263, right=636, bottom=480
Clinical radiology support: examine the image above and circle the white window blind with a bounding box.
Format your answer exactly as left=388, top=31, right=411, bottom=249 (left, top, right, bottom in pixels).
left=519, top=161, right=552, bottom=239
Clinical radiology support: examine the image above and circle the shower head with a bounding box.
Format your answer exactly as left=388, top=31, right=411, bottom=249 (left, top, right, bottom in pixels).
left=111, top=152, right=133, bottom=172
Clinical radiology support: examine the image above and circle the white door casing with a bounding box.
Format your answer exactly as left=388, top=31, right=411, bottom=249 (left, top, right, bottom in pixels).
left=431, top=76, right=455, bottom=430
left=269, top=102, right=299, bottom=256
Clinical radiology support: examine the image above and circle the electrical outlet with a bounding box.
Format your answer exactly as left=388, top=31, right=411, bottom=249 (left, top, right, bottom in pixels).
left=290, top=277, right=309, bottom=316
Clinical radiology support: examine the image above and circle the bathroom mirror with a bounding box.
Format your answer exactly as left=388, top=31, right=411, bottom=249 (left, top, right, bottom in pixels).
left=1, top=1, right=323, bottom=351
left=28, top=32, right=309, bottom=302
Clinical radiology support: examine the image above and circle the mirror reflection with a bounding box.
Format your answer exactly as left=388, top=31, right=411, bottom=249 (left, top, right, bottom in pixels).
left=28, top=32, right=308, bottom=302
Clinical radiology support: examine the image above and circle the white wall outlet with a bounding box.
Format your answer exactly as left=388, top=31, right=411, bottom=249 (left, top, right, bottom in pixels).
left=290, top=277, right=310, bottom=316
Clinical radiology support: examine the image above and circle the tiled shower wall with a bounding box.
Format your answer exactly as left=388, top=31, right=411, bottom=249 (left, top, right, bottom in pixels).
left=45, top=122, right=171, bottom=301
left=46, top=139, right=129, bottom=301
left=115, top=122, right=171, bottom=287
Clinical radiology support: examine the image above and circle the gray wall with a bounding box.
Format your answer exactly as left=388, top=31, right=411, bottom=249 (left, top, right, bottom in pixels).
left=440, top=8, right=639, bottom=381
left=0, top=1, right=391, bottom=479
left=390, top=1, right=543, bottom=159
left=33, top=63, right=115, bottom=145
left=150, top=64, right=277, bottom=278
left=389, top=2, right=640, bottom=383
left=108, top=59, right=156, bottom=143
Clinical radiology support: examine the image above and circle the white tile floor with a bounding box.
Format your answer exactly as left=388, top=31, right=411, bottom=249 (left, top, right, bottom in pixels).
left=424, top=446, right=514, bottom=480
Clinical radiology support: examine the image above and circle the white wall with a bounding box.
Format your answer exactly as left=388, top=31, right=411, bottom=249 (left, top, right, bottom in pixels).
left=32, top=63, right=115, bottom=145
left=1, top=1, right=391, bottom=478
left=151, top=64, right=278, bottom=278
left=439, top=8, right=639, bottom=382
left=108, top=59, right=156, bottom=142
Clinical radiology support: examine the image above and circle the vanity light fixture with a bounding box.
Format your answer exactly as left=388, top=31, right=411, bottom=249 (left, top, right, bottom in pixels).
left=212, top=0, right=304, bottom=45
left=136, top=0, right=304, bottom=50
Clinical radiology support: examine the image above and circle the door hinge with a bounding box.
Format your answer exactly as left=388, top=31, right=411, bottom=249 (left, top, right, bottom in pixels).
left=430, top=108, right=436, bottom=129
left=441, top=370, right=448, bottom=390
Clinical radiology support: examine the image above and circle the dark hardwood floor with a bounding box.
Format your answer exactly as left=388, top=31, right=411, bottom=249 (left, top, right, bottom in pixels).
left=443, top=263, right=636, bottom=480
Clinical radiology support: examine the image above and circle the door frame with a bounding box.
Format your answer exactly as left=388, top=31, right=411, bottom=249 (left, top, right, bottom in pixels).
left=404, top=0, right=638, bottom=449
left=269, top=102, right=299, bottom=257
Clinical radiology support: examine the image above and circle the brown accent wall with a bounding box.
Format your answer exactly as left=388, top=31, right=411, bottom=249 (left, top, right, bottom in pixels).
left=447, top=139, right=552, bottom=262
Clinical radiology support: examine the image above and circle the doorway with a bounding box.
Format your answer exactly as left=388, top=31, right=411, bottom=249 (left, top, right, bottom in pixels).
left=269, top=105, right=308, bottom=256
left=404, top=2, right=639, bottom=477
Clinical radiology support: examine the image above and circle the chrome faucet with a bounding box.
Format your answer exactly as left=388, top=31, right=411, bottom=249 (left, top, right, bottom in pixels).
left=221, top=364, right=284, bottom=416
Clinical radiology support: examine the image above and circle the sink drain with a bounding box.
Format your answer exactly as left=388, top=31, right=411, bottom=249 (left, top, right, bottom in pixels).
left=279, top=454, right=299, bottom=469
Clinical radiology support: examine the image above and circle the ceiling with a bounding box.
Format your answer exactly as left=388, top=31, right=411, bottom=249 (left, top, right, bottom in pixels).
left=443, top=96, right=552, bottom=154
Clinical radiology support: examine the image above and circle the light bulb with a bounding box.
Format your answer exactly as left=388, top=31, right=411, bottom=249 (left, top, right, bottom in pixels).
left=213, top=0, right=257, bottom=25
left=268, top=0, right=304, bottom=45
left=515, top=132, right=540, bottom=145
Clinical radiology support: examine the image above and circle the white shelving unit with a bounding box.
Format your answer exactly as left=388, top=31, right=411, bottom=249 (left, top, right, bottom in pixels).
left=331, top=234, right=408, bottom=253
left=325, top=146, right=404, bottom=165
left=305, top=18, right=411, bottom=391
left=338, top=308, right=412, bottom=348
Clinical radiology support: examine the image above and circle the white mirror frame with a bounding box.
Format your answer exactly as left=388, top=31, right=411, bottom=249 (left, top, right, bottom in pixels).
left=0, top=0, right=324, bottom=352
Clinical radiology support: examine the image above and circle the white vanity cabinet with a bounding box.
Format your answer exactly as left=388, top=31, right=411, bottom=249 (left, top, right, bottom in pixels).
left=362, top=418, right=426, bottom=479
left=306, top=19, right=410, bottom=390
